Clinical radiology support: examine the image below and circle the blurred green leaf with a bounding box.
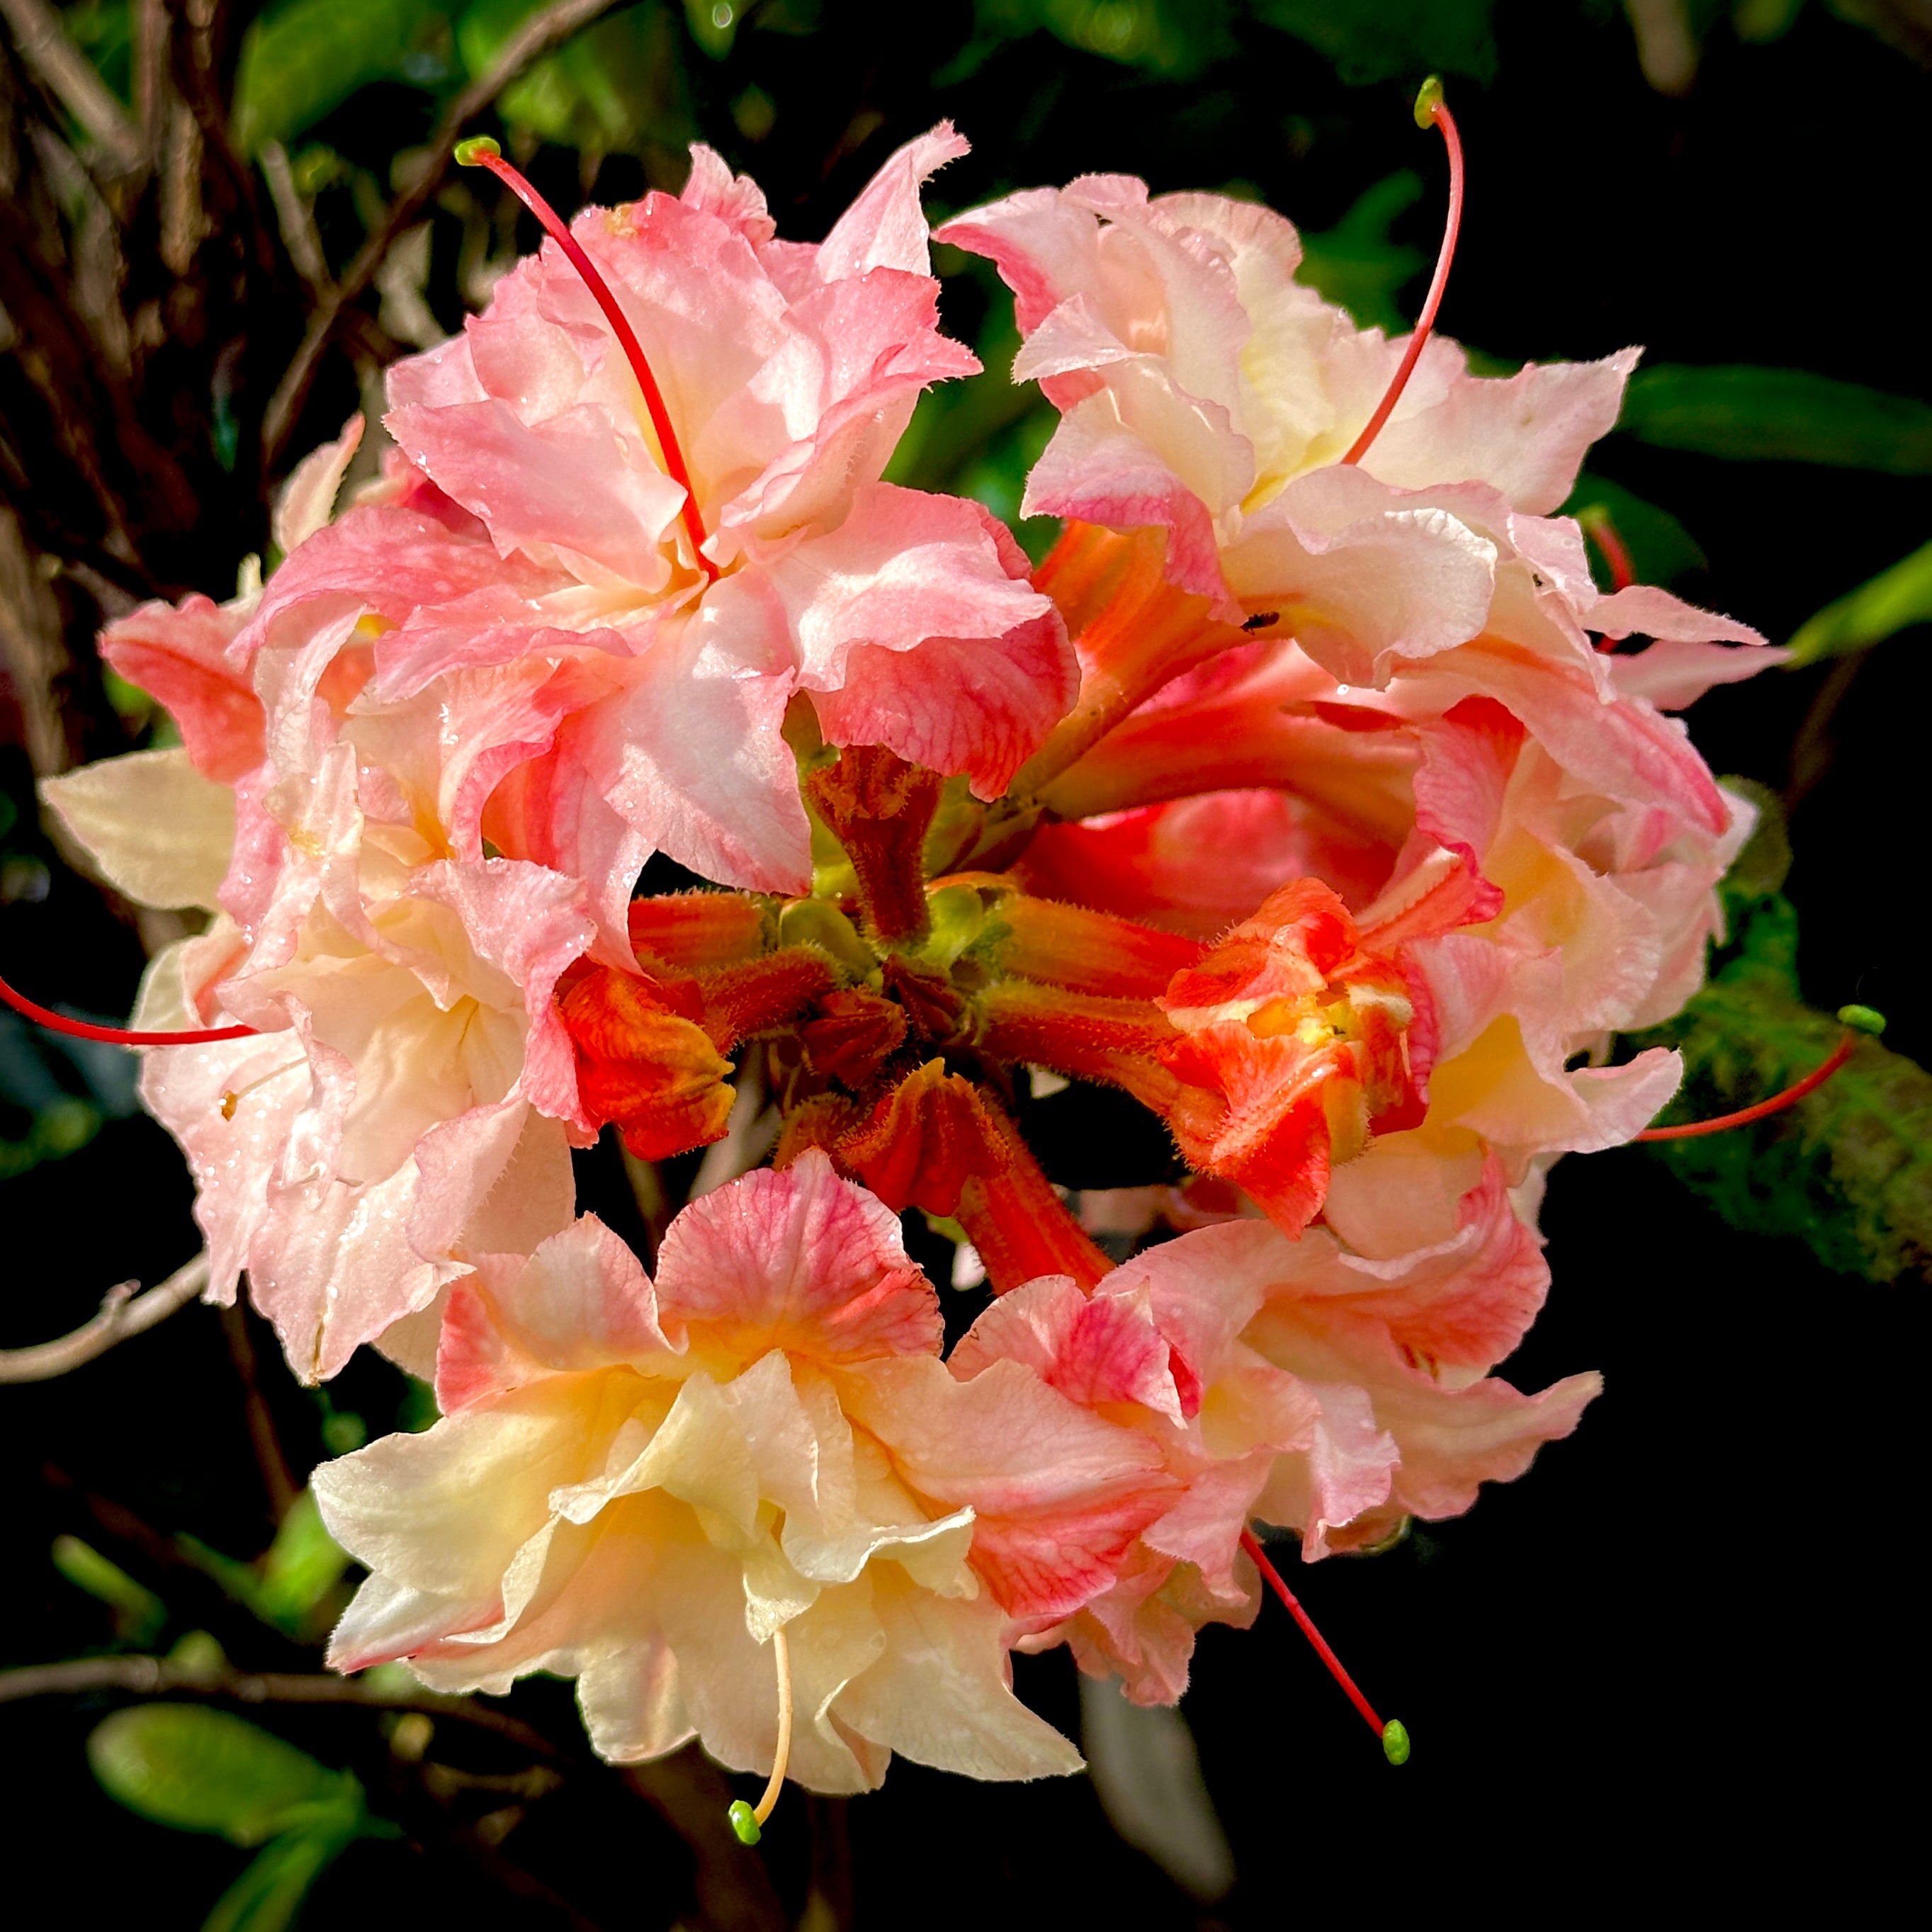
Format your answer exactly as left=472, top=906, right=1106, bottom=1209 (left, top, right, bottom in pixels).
left=1297, top=172, right=1425, bottom=333
left=88, top=1706, right=363, bottom=1846
left=1619, top=365, right=1932, bottom=472
left=52, top=1535, right=168, bottom=1646
left=1, top=1008, right=114, bottom=1180
left=89, top=1705, right=391, bottom=1932
left=169, top=1629, right=231, bottom=1678
left=398, top=1373, right=441, bottom=1432
left=1734, top=0, right=1806, bottom=40
left=202, top=1827, right=350, bottom=1932
left=954, top=404, right=1062, bottom=564
left=1625, top=809, right=1932, bottom=1280
left=1562, top=472, right=1707, bottom=587
left=459, top=1, right=679, bottom=152
left=63, top=0, right=133, bottom=103
left=232, top=0, right=460, bottom=157
left=682, top=0, right=740, bottom=58
left=950, top=0, right=1233, bottom=80
left=1786, top=538, right=1932, bottom=665
left=1250, top=0, right=1498, bottom=84
left=256, top=1491, right=353, bottom=1632
left=176, top=1489, right=351, bottom=1640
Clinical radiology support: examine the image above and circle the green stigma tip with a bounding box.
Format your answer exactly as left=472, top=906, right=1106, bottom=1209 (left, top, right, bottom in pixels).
left=1413, top=77, right=1445, bottom=129
left=727, top=1800, right=762, bottom=1846
left=454, top=136, right=502, bottom=167
left=1838, top=1004, right=1887, bottom=1037
left=1381, top=1719, right=1411, bottom=1766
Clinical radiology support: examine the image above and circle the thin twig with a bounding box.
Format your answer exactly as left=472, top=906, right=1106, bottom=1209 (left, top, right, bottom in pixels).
left=1785, top=650, right=1866, bottom=813
left=0, top=1654, right=560, bottom=1757
left=218, top=1300, right=300, bottom=1522
left=0, top=0, right=144, bottom=176
left=259, top=139, right=332, bottom=296
left=261, top=0, right=621, bottom=465
left=130, top=0, right=170, bottom=162
left=0, top=1252, right=209, bottom=1384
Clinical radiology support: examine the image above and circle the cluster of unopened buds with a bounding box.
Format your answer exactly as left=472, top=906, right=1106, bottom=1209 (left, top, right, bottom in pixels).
left=10, top=83, right=1864, bottom=1829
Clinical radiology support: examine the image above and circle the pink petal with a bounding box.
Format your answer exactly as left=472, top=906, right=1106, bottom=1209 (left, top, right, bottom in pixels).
left=951, top=1275, right=1187, bottom=1422
left=100, top=594, right=263, bottom=784
left=815, top=122, right=968, bottom=281
left=653, top=1151, right=943, bottom=1365
left=437, top=1214, right=673, bottom=1411
left=1365, top=349, right=1640, bottom=515
left=582, top=584, right=810, bottom=893
left=847, top=1356, right=1177, bottom=1622
left=772, top=486, right=1073, bottom=796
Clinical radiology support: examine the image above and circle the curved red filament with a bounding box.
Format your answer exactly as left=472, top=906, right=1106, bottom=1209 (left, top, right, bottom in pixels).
left=1636, top=1029, right=1858, bottom=1141
left=1583, top=510, right=1637, bottom=594
left=1241, top=1526, right=1387, bottom=1744
left=1341, top=86, right=1466, bottom=468
left=464, top=147, right=717, bottom=581
left=1, top=968, right=256, bottom=1047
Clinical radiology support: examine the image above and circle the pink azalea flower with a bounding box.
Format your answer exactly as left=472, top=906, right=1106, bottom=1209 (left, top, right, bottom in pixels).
left=939, top=176, right=1760, bottom=674
left=132, top=847, right=594, bottom=1381
left=1237, top=1199, right=1599, bottom=1556
left=948, top=1248, right=1314, bottom=1706
left=242, top=128, right=1073, bottom=954
left=315, top=1156, right=1169, bottom=1790
left=944, top=1143, right=1574, bottom=1702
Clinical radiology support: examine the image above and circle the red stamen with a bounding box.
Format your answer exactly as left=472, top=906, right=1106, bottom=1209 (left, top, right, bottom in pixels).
left=1241, top=1526, right=1403, bottom=1758
left=1, top=968, right=256, bottom=1046
left=1581, top=508, right=1637, bottom=594
left=1341, top=78, right=1466, bottom=469
left=1635, top=1011, right=1881, bottom=1141
left=457, top=138, right=716, bottom=581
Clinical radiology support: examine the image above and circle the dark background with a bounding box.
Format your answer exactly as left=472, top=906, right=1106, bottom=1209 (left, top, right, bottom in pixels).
left=3, top=1, right=1922, bottom=1921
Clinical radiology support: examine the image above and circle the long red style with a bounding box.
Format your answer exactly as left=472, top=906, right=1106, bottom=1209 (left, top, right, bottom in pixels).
left=1341, top=79, right=1466, bottom=468
left=458, top=139, right=717, bottom=580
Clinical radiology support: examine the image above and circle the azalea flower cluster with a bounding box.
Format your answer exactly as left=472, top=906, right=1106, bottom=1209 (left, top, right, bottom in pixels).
left=30, top=117, right=1775, bottom=1800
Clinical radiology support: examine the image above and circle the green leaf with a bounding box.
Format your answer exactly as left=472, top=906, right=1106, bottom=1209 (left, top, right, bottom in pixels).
left=682, top=0, right=740, bottom=59
left=88, top=1707, right=365, bottom=1846
left=52, top=1535, right=168, bottom=1646
left=1297, top=173, right=1426, bottom=334
left=949, top=0, right=1233, bottom=80
left=1786, top=538, right=1932, bottom=665
left=63, top=1, right=135, bottom=105
left=255, top=1491, right=353, bottom=1633
left=202, top=1828, right=351, bottom=1932
left=231, top=0, right=460, bottom=157
left=1623, top=832, right=1932, bottom=1280
left=459, top=1, right=680, bottom=152
left=1561, top=473, right=1707, bottom=588
left=1618, top=364, right=1932, bottom=472
left=1250, top=0, right=1498, bottom=84
left=175, top=1489, right=351, bottom=1639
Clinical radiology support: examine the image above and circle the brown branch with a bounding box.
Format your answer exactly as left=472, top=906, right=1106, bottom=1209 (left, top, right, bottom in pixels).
left=259, top=138, right=331, bottom=296
left=218, top=1300, right=300, bottom=1523
left=0, top=0, right=143, bottom=176
left=130, top=0, right=169, bottom=160
left=261, top=0, right=621, bottom=465
left=0, top=1252, right=209, bottom=1384
left=0, top=1654, right=560, bottom=1757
